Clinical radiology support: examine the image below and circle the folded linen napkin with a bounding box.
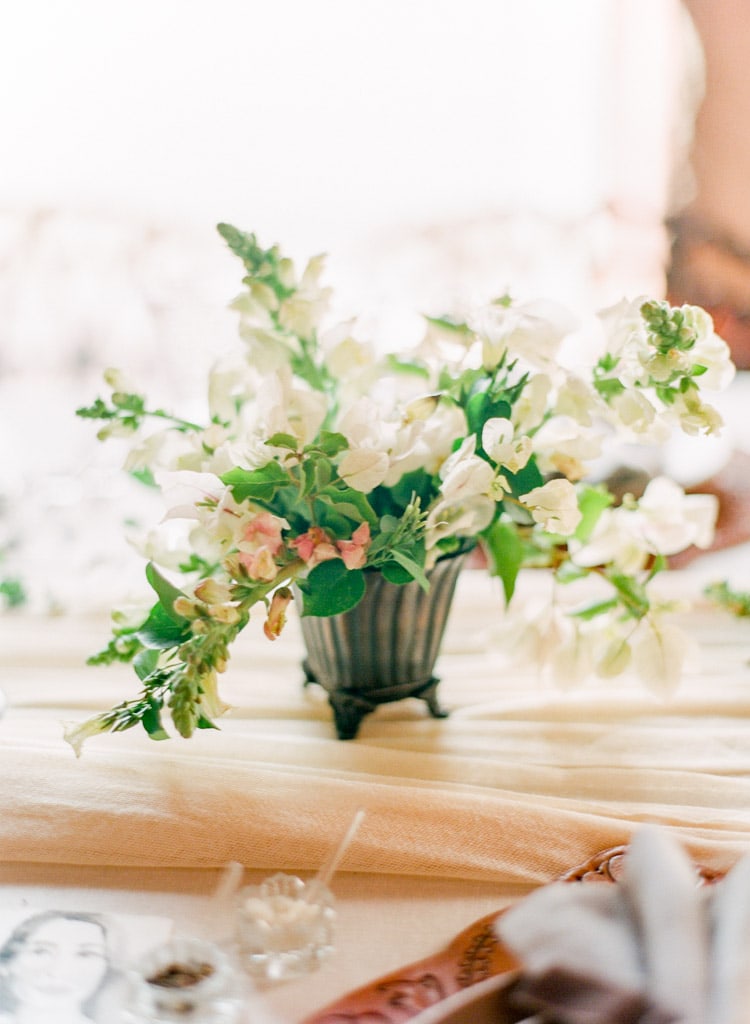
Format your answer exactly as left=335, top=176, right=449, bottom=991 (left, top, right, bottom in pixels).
left=496, top=827, right=750, bottom=1024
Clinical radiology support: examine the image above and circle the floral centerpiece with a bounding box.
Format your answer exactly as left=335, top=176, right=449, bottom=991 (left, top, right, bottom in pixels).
left=67, top=223, right=735, bottom=752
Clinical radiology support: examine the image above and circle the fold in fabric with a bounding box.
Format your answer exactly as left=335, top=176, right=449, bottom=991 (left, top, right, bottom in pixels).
left=1, top=568, right=750, bottom=879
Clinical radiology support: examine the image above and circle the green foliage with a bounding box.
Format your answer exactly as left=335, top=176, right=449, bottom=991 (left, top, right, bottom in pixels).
left=0, top=578, right=26, bottom=609
left=482, top=519, right=524, bottom=603
left=705, top=581, right=750, bottom=617
left=297, top=560, right=366, bottom=616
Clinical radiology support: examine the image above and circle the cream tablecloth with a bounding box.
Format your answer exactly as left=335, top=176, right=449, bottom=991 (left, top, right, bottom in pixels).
left=1, top=554, right=750, bottom=1020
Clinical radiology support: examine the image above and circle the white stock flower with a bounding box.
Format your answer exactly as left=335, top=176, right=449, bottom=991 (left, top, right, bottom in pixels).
left=482, top=417, right=532, bottom=473
left=520, top=478, right=582, bottom=535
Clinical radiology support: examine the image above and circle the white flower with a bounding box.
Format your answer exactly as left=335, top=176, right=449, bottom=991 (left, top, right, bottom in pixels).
left=472, top=298, right=577, bottom=373
left=63, top=717, right=112, bottom=758
left=680, top=305, right=735, bottom=391
left=512, top=373, right=554, bottom=433
left=103, top=367, right=139, bottom=393
left=277, top=253, right=331, bottom=338
left=482, top=417, right=533, bottom=473
left=439, top=436, right=496, bottom=500
left=636, top=476, right=718, bottom=554
left=571, top=477, right=718, bottom=571
left=425, top=493, right=495, bottom=552
left=520, top=478, right=582, bottom=535
left=531, top=415, right=602, bottom=478
left=631, top=618, right=690, bottom=696
left=570, top=507, right=648, bottom=574
left=230, top=283, right=278, bottom=324
left=669, top=390, right=724, bottom=437
left=338, top=447, right=389, bottom=492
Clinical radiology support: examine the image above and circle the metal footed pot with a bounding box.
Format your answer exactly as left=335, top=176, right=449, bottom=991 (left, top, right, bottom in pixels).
left=299, top=549, right=471, bottom=739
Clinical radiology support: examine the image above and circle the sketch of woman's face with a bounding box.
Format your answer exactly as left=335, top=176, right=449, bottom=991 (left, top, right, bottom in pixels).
left=5, top=918, right=108, bottom=1010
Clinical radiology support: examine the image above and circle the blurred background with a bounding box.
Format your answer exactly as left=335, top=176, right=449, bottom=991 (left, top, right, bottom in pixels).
left=1, top=0, right=747, bottom=611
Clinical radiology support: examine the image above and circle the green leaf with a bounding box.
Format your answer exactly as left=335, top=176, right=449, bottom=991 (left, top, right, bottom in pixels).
left=554, top=560, right=589, bottom=585
left=145, top=562, right=189, bottom=623
left=482, top=519, right=524, bottom=603
left=136, top=602, right=192, bottom=649
left=504, top=457, right=544, bottom=499
left=141, top=700, right=170, bottom=741
left=317, top=486, right=378, bottom=527
left=386, top=550, right=430, bottom=591
left=705, top=580, right=750, bottom=617
left=608, top=572, right=650, bottom=619
left=0, top=578, right=26, bottom=608
left=423, top=314, right=472, bottom=336
left=574, top=486, right=614, bottom=543
left=306, top=431, right=350, bottom=458
left=265, top=432, right=300, bottom=450
left=133, top=647, right=160, bottom=680
left=222, top=462, right=289, bottom=502
left=298, top=560, right=366, bottom=616
left=570, top=598, right=619, bottom=621
left=130, top=466, right=157, bottom=488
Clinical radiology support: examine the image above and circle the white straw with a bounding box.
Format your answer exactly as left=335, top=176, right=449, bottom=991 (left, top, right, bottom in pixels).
left=311, top=808, right=366, bottom=893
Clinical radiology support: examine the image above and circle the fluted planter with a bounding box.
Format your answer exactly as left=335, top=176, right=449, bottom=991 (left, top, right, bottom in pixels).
left=299, top=549, right=470, bottom=739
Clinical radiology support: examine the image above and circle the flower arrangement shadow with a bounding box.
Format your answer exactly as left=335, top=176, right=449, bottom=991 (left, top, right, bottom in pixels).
left=68, top=224, right=735, bottom=751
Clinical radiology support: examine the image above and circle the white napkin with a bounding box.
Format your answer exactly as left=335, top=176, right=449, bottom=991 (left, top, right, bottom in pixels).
left=496, top=826, right=750, bottom=1024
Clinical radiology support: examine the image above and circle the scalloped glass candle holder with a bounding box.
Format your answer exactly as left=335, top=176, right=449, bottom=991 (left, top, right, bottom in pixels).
left=235, top=873, right=336, bottom=981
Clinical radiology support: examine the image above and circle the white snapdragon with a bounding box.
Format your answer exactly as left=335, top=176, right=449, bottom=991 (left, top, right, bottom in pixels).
left=208, top=353, right=259, bottom=425
left=669, top=390, right=724, bottom=437
left=238, top=324, right=298, bottom=376
left=277, top=253, right=332, bottom=339
left=230, top=282, right=278, bottom=324
left=519, top=478, right=582, bottom=535
left=679, top=304, right=735, bottom=391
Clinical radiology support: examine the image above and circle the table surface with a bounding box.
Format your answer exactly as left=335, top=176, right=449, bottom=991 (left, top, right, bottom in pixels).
left=1, top=548, right=750, bottom=1022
